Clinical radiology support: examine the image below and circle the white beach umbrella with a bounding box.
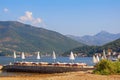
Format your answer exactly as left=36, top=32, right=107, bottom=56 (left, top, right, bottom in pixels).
left=103, top=50, right=107, bottom=59
left=13, top=51, right=16, bottom=62
left=118, top=54, right=120, bottom=59
left=52, top=51, right=56, bottom=62
left=21, top=52, right=25, bottom=60
left=96, top=55, right=100, bottom=63
left=93, top=55, right=97, bottom=64
left=37, top=51, right=40, bottom=59
left=101, top=56, right=104, bottom=60
left=69, top=51, right=75, bottom=63
left=13, top=51, right=16, bottom=59
left=113, top=52, right=116, bottom=56
left=108, top=52, right=111, bottom=56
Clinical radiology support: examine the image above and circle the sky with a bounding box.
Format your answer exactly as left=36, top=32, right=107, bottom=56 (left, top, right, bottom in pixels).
left=0, top=0, right=120, bottom=36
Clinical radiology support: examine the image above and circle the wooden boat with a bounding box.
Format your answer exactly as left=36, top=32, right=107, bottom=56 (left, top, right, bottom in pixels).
left=3, top=62, right=93, bottom=73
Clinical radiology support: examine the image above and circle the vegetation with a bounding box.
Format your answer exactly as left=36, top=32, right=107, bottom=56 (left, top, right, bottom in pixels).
left=93, top=59, right=120, bottom=75
left=103, top=38, right=120, bottom=52
left=63, top=38, right=120, bottom=56
left=63, top=46, right=102, bottom=56
left=0, top=21, right=84, bottom=56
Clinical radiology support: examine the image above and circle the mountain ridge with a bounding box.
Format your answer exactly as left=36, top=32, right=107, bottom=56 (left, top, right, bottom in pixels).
left=67, top=31, right=120, bottom=46
left=0, top=21, right=84, bottom=56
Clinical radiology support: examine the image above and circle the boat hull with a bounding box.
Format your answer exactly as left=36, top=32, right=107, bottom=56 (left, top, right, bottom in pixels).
left=3, top=65, right=94, bottom=73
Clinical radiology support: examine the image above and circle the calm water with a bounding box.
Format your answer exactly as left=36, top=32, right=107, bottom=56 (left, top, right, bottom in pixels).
left=0, top=56, right=94, bottom=76
left=0, top=56, right=93, bottom=65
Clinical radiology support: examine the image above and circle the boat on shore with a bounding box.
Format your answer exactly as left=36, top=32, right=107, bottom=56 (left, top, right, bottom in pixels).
left=2, top=62, right=93, bottom=73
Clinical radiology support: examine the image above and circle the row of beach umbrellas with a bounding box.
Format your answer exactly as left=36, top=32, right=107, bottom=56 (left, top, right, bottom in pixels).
left=93, top=50, right=108, bottom=64
left=13, top=51, right=75, bottom=63
left=93, top=50, right=120, bottom=64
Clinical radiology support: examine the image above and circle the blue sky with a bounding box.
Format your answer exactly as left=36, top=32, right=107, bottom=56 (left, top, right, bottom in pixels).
left=0, top=0, right=120, bottom=36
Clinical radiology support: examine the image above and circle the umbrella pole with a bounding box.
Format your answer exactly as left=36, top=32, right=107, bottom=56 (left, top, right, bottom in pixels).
left=54, top=59, right=55, bottom=63
left=14, top=58, right=15, bottom=62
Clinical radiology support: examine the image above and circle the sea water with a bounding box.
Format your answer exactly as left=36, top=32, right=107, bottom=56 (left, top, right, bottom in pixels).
left=0, top=56, right=93, bottom=65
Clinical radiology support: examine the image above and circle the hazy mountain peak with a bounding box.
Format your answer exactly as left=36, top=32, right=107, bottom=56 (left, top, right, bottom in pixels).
left=67, top=31, right=120, bottom=46
left=95, top=31, right=112, bottom=36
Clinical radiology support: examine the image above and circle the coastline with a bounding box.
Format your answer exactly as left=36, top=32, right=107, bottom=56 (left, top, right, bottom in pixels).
left=0, top=71, right=120, bottom=80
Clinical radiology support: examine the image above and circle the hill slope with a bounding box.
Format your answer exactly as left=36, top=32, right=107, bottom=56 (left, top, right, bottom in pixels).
left=103, top=38, right=120, bottom=52
left=67, top=31, right=120, bottom=46
left=63, top=38, right=120, bottom=56
left=0, top=21, right=83, bottom=56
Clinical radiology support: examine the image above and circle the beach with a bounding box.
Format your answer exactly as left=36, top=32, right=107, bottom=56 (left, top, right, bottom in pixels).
left=1, top=71, right=120, bottom=80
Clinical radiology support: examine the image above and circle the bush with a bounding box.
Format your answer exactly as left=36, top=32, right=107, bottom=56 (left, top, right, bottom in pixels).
left=93, top=59, right=120, bottom=75
left=113, top=61, right=120, bottom=73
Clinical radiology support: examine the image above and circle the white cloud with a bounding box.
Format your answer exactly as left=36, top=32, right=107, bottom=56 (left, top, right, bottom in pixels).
left=19, top=11, right=33, bottom=21
left=33, top=18, right=42, bottom=24
left=18, top=11, right=45, bottom=27
left=4, top=8, right=8, bottom=12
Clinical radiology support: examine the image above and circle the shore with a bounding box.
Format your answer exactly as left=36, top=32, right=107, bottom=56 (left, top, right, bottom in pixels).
left=0, top=71, right=120, bottom=80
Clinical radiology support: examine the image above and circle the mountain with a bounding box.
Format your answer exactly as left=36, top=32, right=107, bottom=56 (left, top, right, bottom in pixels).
left=0, top=21, right=84, bottom=56
left=63, top=38, right=120, bottom=56
left=103, top=38, right=120, bottom=52
left=67, top=31, right=120, bottom=46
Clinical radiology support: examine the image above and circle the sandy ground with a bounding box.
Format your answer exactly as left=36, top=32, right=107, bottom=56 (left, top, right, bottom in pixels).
left=0, top=71, right=120, bottom=80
